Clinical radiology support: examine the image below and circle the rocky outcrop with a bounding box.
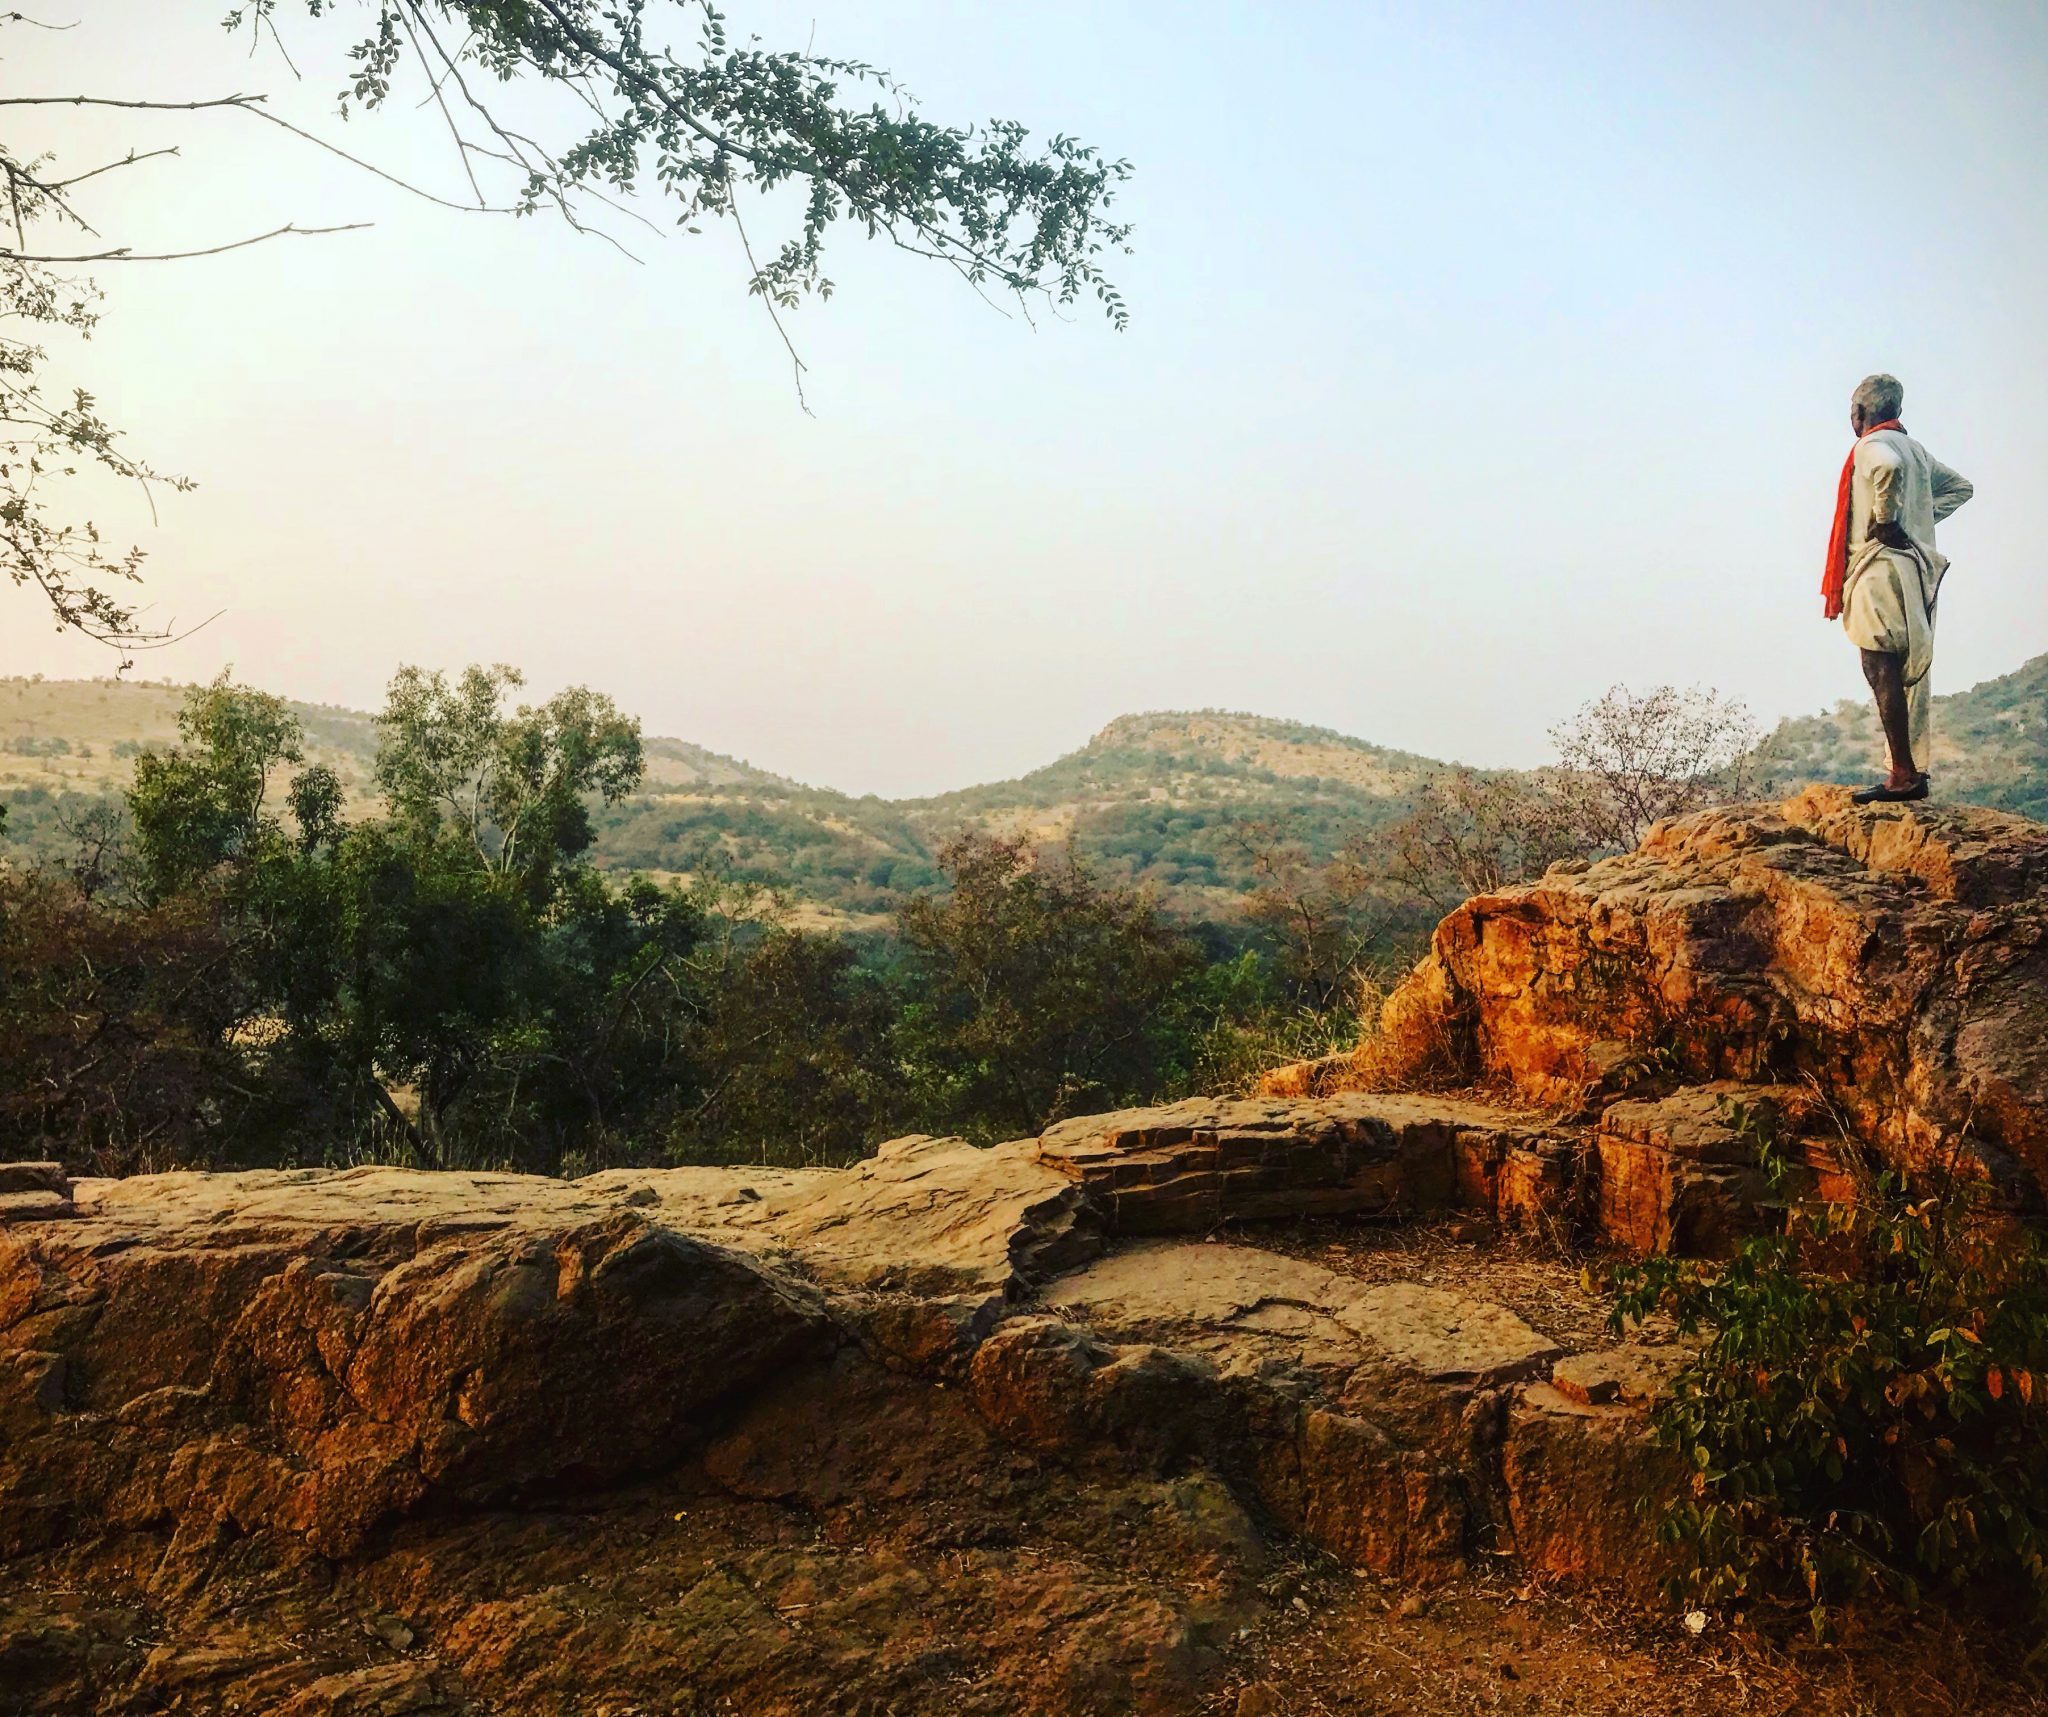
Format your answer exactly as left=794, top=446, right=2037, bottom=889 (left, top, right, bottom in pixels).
left=1035, top=1241, right=1573, bottom=1577
left=0, top=1161, right=71, bottom=1225
left=586, top=1129, right=1105, bottom=1296
left=1592, top=1083, right=1792, bottom=1255
left=1, top=1138, right=1679, bottom=1715
left=1, top=1193, right=832, bottom=1558
left=1501, top=1384, right=1677, bottom=1588
left=1369, top=790, right=2048, bottom=1206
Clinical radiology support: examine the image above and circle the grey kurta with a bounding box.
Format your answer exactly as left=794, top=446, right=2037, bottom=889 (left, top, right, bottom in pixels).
left=1840, top=427, right=1973, bottom=769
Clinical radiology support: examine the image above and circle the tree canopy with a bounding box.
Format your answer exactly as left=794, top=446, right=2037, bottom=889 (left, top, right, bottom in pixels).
left=374, top=664, right=644, bottom=900
left=4, top=4, right=1133, bottom=646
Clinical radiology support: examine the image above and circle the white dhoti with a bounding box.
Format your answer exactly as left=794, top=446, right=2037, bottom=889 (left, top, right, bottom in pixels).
left=1836, top=427, right=1973, bottom=776
left=1841, top=541, right=1943, bottom=770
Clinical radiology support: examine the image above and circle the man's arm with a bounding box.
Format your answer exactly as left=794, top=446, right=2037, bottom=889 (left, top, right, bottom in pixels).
left=1930, top=457, right=1974, bottom=524
left=1865, top=448, right=1914, bottom=550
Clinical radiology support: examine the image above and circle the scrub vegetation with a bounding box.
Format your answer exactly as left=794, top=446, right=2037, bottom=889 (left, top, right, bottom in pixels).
left=1614, top=1133, right=2048, bottom=1635
left=1, top=665, right=1761, bottom=1177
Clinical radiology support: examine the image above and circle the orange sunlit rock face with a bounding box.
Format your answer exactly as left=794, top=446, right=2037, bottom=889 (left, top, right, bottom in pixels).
left=1366, top=789, right=2048, bottom=1207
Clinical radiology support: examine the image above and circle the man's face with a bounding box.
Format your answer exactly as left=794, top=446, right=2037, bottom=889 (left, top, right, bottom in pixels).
left=1850, top=401, right=1869, bottom=435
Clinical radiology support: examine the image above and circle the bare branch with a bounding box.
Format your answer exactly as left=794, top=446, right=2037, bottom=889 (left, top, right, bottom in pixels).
left=394, top=5, right=488, bottom=207
left=259, top=10, right=302, bottom=80
left=238, top=104, right=512, bottom=215
left=725, top=181, right=811, bottom=416
left=0, top=93, right=267, bottom=112
left=4, top=85, right=514, bottom=216
left=394, top=5, right=647, bottom=252
left=42, top=145, right=181, bottom=192
left=2, top=220, right=368, bottom=263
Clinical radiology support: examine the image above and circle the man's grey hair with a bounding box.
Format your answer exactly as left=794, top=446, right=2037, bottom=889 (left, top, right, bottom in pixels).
left=1852, top=373, right=1904, bottom=420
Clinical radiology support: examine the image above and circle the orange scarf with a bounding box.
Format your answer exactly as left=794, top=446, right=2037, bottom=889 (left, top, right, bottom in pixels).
left=1822, top=418, right=1904, bottom=619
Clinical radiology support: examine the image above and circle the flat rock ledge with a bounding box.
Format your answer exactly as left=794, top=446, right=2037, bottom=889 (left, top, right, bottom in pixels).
left=1029, top=1084, right=1830, bottom=1262
left=1032, top=1093, right=1580, bottom=1235
left=1, top=1111, right=1682, bottom=1714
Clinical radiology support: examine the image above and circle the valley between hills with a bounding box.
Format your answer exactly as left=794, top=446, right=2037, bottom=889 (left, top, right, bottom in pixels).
left=3, top=652, right=2043, bottom=926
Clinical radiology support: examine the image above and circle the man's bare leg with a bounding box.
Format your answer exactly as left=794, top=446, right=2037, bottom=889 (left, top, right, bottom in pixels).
left=1860, top=648, right=1921, bottom=788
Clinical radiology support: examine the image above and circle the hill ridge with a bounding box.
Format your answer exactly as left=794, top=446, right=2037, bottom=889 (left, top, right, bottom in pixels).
left=6, top=653, right=2044, bottom=920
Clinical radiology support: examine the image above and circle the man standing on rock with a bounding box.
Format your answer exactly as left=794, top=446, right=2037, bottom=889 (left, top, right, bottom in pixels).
left=1823, top=373, right=1973, bottom=803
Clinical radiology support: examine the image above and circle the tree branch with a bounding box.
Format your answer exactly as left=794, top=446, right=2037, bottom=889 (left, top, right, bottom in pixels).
left=518, top=0, right=1011, bottom=279
left=0, top=93, right=268, bottom=111
left=240, top=104, right=513, bottom=214
left=395, top=4, right=488, bottom=207
left=43, top=145, right=181, bottom=192
left=3, top=220, right=369, bottom=263
left=725, top=179, right=810, bottom=415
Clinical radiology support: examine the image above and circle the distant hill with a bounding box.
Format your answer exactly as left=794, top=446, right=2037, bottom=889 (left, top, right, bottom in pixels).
left=0, top=681, right=1451, bottom=923
left=0, top=678, right=782, bottom=805
left=910, top=712, right=1440, bottom=903
left=0, top=680, right=388, bottom=825
left=1751, top=653, right=2048, bottom=821
left=6, top=654, right=2044, bottom=923
left=596, top=710, right=1448, bottom=922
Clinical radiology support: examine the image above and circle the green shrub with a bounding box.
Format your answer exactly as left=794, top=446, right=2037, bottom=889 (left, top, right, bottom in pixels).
left=1611, top=1158, right=2048, bottom=1634
left=897, top=831, right=1204, bottom=1140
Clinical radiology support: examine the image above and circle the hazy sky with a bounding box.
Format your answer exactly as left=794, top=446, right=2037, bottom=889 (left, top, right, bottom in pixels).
left=8, top=2, right=2045, bottom=796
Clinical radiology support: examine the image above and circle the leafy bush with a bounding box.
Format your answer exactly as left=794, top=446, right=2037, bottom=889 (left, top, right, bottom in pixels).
left=897, top=832, right=1205, bottom=1140
left=0, top=869, right=293, bottom=1172
left=1611, top=1154, right=2048, bottom=1633
left=1162, top=948, right=1374, bottom=1095
left=6, top=673, right=1413, bottom=1179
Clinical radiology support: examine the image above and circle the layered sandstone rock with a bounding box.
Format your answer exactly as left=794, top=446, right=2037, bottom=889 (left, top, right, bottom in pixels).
left=1370, top=790, right=2048, bottom=1206
left=584, top=1129, right=1105, bottom=1295
left=1032, top=1092, right=1577, bottom=1234
left=0, top=1161, right=71, bottom=1226
left=0, top=1148, right=1676, bottom=1715
left=1594, top=1084, right=1782, bottom=1256
left=1501, top=1384, right=1677, bottom=1588
left=1033, top=1240, right=1572, bottom=1576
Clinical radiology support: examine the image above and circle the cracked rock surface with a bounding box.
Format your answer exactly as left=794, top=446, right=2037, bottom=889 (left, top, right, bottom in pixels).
left=1, top=1130, right=1674, bottom=1715
left=1372, top=789, right=2048, bottom=1204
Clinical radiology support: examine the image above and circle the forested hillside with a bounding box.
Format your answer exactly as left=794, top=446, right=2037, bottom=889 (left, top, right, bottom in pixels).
left=3, top=683, right=1453, bottom=921
left=6, top=654, right=2045, bottom=922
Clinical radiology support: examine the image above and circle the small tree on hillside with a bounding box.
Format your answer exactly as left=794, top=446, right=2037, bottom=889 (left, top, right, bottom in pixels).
left=898, top=832, right=1202, bottom=1140
left=1231, top=820, right=1405, bottom=1012
left=1379, top=769, right=1591, bottom=916
left=1550, top=685, right=1758, bottom=850
left=1375, top=688, right=1758, bottom=918
left=128, top=673, right=314, bottom=899
left=375, top=664, right=643, bottom=902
